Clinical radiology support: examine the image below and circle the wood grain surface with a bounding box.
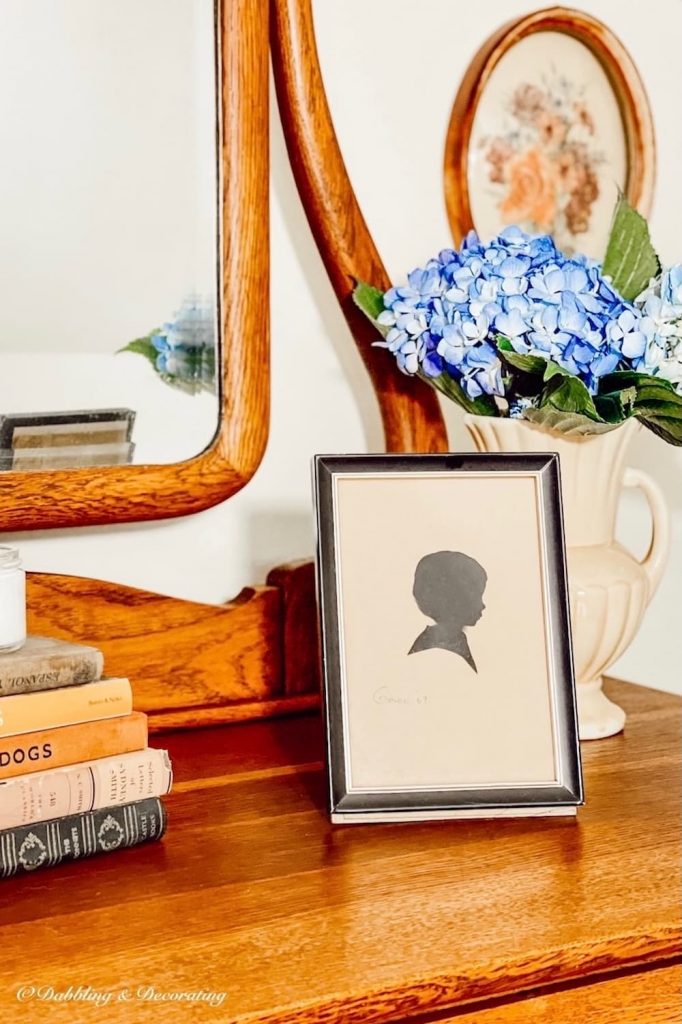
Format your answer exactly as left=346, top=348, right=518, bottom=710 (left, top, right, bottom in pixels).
left=0, top=680, right=679, bottom=1023
left=443, top=7, right=656, bottom=246
left=432, top=964, right=681, bottom=1023
left=26, top=567, right=321, bottom=729
left=271, top=0, right=447, bottom=455
left=27, top=572, right=282, bottom=717
left=266, top=560, right=320, bottom=695
left=0, top=0, right=270, bottom=530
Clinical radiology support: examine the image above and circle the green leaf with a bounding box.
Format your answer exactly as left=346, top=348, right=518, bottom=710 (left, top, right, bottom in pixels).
left=523, top=407, right=622, bottom=435
left=633, top=384, right=682, bottom=446
left=496, top=347, right=548, bottom=377
left=595, top=369, right=682, bottom=442
left=525, top=375, right=623, bottom=433
left=637, top=412, right=682, bottom=446
left=598, top=370, right=676, bottom=396
left=424, top=371, right=497, bottom=416
left=602, top=194, right=661, bottom=301
left=634, top=385, right=682, bottom=406
left=494, top=338, right=571, bottom=389
left=598, top=369, right=678, bottom=411
left=353, top=281, right=387, bottom=332
left=543, top=373, right=602, bottom=419
left=543, top=361, right=571, bottom=382
left=494, top=338, right=549, bottom=399
left=117, top=335, right=159, bottom=369
left=594, top=388, right=634, bottom=424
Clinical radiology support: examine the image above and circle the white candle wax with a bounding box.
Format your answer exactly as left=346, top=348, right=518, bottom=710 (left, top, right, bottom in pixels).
left=0, top=547, right=26, bottom=653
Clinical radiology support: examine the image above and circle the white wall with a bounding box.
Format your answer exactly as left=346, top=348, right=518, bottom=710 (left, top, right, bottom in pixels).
left=3, top=0, right=681, bottom=694
left=0, top=0, right=216, bottom=354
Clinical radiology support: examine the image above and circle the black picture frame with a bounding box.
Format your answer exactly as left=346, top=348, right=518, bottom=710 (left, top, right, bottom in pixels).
left=313, top=453, right=583, bottom=823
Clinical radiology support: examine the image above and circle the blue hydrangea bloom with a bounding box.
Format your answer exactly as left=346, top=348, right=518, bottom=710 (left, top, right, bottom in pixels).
left=152, top=294, right=216, bottom=390
left=375, top=226, right=649, bottom=399
left=508, top=396, right=539, bottom=420
left=636, top=265, right=682, bottom=393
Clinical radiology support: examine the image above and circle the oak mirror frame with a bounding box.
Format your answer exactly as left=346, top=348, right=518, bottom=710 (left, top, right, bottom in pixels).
left=0, top=0, right=269, bottom=531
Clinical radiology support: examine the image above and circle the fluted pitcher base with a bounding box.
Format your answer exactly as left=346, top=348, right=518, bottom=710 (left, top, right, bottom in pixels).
left=576, top=678, right=626, bottom=739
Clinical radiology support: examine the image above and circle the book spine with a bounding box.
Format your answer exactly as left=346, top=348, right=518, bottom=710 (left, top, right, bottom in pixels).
left=11, top=443, right=134, bottom=470
left=0, top=797, right=167, bottom=878
left=13, top=421, right=131, bottom=448
left=0, top=678, right=132, bottom=737
left=0, top=651, right=104, bottom=697
left=0, top=712, right=148, bottom=781
left=0, top=748, right=172, bottom=830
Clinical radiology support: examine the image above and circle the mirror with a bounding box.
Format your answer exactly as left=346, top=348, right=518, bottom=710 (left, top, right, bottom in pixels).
left=0, top=0, right=219, bottom=471
left=0, top=0, right=269, bottom=529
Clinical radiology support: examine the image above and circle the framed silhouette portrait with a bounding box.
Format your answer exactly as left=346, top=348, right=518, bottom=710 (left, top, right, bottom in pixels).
left=314, top=453, right=582, bottom=823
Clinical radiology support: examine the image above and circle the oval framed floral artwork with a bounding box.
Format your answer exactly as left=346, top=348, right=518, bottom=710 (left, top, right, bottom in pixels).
left=444, top=7, right=656, bottom=257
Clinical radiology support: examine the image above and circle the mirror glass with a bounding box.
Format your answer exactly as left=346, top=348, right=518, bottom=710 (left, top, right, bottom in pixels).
left=0, top=0, right=219, bottom=471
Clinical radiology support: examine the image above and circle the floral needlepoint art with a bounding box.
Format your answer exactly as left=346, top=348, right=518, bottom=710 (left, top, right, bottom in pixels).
left=481, top=76, right=603, bottom=250
left=446, top=10, right=655, bottom=261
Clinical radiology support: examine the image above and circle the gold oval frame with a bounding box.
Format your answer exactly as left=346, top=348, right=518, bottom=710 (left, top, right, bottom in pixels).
left=444, top=6, right=656, bottom=246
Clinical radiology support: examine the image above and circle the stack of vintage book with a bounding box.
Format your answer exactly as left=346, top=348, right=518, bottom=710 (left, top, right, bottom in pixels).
left=0, top=636, right=169, bottom=878
left=0, top=409, right=136, bottom=471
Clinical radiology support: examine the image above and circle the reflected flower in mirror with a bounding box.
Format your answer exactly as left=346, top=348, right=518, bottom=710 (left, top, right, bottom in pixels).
left=118, top=295, right=217, bottom=395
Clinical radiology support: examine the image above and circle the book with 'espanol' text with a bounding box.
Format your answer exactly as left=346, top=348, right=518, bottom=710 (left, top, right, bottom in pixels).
left=0, top=636, right=104, bottom=697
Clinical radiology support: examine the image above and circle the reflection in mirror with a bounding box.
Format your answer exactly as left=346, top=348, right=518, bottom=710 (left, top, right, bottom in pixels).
left=0, top=0, right=219, bottom=471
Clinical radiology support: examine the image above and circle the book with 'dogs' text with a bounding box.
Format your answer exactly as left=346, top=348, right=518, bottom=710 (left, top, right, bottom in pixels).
left=0, top=712, right=148, bottom=781
left=0, top=678, right=132, bottom=737
left=0, top=748, right=172, bottom=830
left=0, top=797, right=167, bottom=878
left=0, top=636, right=104, bottom=697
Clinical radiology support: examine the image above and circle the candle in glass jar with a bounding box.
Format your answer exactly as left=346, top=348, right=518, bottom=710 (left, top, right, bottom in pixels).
left=0, top=546, right=26, bottom=653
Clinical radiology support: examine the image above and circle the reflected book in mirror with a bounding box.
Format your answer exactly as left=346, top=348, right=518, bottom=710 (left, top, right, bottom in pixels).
left=0, top=409, right=135, bottom=471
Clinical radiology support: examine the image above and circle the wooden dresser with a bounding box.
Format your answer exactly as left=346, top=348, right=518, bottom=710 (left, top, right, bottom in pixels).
left=0, top=679, right=680, bottom=1023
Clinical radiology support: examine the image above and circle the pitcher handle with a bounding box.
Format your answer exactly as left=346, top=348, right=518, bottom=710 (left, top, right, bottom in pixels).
left=622, top=467, right=670, bottom=598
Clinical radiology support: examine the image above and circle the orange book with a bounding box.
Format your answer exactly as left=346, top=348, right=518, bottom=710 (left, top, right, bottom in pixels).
left=0, top=678, right=132, bottom=737
left=0, top=712, right=148, bottom=780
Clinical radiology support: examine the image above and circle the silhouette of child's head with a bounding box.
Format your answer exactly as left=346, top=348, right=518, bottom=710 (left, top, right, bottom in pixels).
left=412, top=550, right=487, bottom=629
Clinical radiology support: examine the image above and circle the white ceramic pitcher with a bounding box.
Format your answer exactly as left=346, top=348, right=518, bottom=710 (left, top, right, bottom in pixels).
left=465, top=415, right=670, bottom=739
